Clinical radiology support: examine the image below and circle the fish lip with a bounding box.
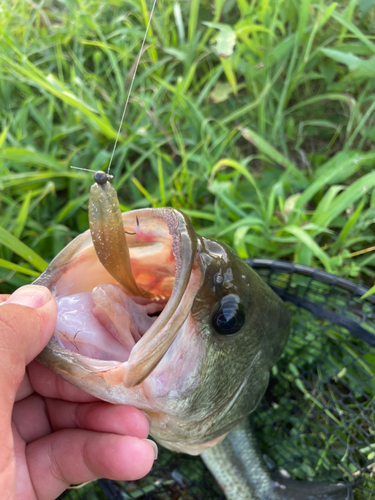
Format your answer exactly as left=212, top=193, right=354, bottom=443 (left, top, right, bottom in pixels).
left=35, top=207, right=201, bottom=386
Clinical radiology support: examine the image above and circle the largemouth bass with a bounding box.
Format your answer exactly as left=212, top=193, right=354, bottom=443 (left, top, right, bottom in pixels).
left=34, top=173, right=349, bottom=499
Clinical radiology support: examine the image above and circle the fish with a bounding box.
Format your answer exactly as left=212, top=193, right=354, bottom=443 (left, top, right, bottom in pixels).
left=202, top=419, right=352, bottom=500
left=34, top=173, right=350, bottom=499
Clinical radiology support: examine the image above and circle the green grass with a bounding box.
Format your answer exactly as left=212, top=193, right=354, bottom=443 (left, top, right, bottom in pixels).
left=1, top=0, right=375, bottom=293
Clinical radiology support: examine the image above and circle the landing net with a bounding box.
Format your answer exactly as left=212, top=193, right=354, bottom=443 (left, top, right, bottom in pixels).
left=60, top=260, right=375, bottom=500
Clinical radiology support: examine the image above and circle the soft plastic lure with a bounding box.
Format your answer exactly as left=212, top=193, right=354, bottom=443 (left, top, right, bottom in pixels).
left=88, top=170, right=150, bottom=298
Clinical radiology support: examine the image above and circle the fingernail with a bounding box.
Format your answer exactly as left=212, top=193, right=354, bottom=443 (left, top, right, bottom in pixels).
left=5, top=285, right=51, bottom=309
left=143, top=439, right=158, bottom=460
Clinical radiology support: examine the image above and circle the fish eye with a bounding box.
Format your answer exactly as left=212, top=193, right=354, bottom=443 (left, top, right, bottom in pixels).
left=212, top=294, right=245, bottom=336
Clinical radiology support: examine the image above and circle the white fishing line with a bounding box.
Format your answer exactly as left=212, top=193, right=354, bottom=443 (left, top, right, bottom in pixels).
left=107, top=0, right=158, bottom=175
left=70, top=166, right=95, bottom=173
left=70, top=0, right=157, bottom=176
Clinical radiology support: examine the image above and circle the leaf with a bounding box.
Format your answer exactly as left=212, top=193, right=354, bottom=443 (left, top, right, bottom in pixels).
left=330, top=10, right=375, bottom=54
left=240, top=127, right=305, bottom=181
left=0, top=171, right=85, bottom=189
left=284, top=226, right=332, bottom=272
left=314, top=171, right=375, bottom=228
left=162, top=47, right=187, bottom=62
left=180, top=209, right=215, bottom=221
left=222, top=63, right=286, bottom=124
left=0, top=148, right=65, bottom=171
left=210, top=158, right=265, bottom=216
left=173, top=0, right=185, bottom=43
left=0, top=258, right=39, bottom=277
left=334, top=196, right=366, bottom=251
left=220, top=57, right=237, bottom=94
left=157, top=151, right=166, bottom=207
left=0, top=125, right=8, bottom=148
left=283, top=194, right=302, bottom=215
left=203, top=22, right=237, bottom=57
left=358, top=0, right=375, bottom=16
left=188, top=0, right=200, bottom=43
left=13, top=192, right=32, bottom=239
left=234, top=226, right=252, bottom=259
left=361, top=284, right=375, bottom=299
left=296, top=151, right=375, bottom=210
left=208, top=180, right=247, bottom=218
left=311, top=186, right=344, bottom=225
left=287, top=93, right=355, bottom=114
left=55, top=193, right=90, bottom=223
left=2, top=55, right=118, bottom=139
left=0, top=226, right=47, bottom=272
left=320, top=48, right=375, bottom=78
left=131, top=177, right=157, bottom=207
left=209, top=82, right=233, bottom=103
left=217, top=217, right=264, bottom=238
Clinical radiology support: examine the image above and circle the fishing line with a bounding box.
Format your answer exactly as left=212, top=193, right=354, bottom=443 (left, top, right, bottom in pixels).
left=70, top=0, right=157, bottom=176
left=107, top=0, right=158, bottom=175
left=70, top=166, right=98, bottom=173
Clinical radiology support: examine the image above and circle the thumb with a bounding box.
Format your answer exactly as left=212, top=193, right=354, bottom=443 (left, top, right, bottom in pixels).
left=0, top=285, right=57, bottom=389
left=0, top=287, right=57, bottom=495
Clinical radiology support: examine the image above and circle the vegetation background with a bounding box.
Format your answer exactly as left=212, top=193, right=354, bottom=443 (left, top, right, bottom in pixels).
left=1, top=0, right=375, bottom=294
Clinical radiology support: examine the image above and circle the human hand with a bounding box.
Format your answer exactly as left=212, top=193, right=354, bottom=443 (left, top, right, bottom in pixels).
left=0, top=285, right=157, bottom=500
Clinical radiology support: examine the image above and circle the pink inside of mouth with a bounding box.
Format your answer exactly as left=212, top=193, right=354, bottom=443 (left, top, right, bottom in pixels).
left=53, top=211, right=178, bottom=363
left=55, top=283, right=167, bottom=362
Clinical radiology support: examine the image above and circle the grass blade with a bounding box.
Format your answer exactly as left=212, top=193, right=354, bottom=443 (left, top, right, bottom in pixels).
left=295, top=151, right=375, bottom=210
left=361, top=285, right=375, bottom=300
left=284, top=225, right=332, bottom=272
left=314, top=171, right=375, bottom=228
left=210, top=158, right=265, bottom=217
left=13, top=191, right=32, bottom=239
left=2, top=54, right=118, bottom=139
left=240, top=127, right=305, bottom=181
left=0, top=148, right=65, bottom=171
left=0, top=226, right=47, bottom=272
left=0, top=258, right=39, bottom=277
left=188, top=0, right=201, bottom=43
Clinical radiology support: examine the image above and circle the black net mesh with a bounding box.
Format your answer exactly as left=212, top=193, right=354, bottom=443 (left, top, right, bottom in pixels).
left=60, top=260, right=375, bottom=500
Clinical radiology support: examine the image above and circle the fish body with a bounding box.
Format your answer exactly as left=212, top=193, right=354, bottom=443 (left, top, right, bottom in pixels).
left=202, top=419, right=351, bottom=500
left=35, top=205, right=290, bottom=454
left=35, top=180, right=348, bottom=498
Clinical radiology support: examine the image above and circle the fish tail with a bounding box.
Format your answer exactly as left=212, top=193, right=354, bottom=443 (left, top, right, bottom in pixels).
left=201, top=419, right=352, bottom=500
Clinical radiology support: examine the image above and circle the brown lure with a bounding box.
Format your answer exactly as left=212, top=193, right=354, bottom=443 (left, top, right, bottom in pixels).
left=88, top=170, right=150, bottom=298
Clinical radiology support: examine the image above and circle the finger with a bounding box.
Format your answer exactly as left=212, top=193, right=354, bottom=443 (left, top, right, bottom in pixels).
left=26, top=430, right=157, bottom=500
left=47, top=400, right=149, bottom=438
left=13, top=396, right=149, bottom=444
left=12, top=394, right=52, bottom=444
left=0, top=295, right=10, bottom=304
left=0, top=285, right=57, bottom=378
left=0, top=286, right=57, bottom=489
left=15, top=372, right=33, bottom=402
left=28, top=361, right=99, bottom=402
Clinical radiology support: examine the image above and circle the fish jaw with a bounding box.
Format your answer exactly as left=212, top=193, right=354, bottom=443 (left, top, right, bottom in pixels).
left=35, top=207, right=201, bottom=402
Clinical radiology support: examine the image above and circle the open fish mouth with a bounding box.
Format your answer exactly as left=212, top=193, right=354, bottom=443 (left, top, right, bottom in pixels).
left=35, top=179, right=290, bottom=454
left=36, top=207, right=202, bottom=389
